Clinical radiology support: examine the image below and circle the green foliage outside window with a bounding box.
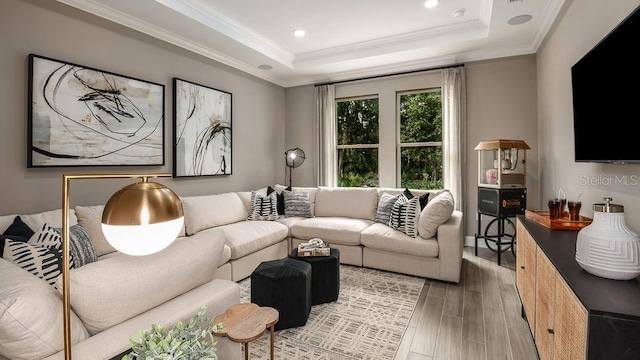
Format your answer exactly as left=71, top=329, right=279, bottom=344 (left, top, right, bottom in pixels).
left=399, top=91, right=443, bottom=189
left=336, top=98, right=379, bottom=187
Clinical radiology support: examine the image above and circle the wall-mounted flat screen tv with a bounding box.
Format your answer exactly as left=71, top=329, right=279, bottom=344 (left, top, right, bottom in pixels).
left=571, top=6, right=640, bottom=163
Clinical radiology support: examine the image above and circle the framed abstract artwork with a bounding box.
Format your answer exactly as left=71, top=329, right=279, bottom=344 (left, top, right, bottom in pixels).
left=27, top=54, right=165, bottom=167
left=173, top=78, right=232, bottom=177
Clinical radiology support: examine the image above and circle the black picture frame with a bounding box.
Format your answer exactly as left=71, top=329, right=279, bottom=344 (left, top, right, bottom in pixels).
left=173, top=78, right=232, bottom=177
left=28, top=54, right=165, bottom=167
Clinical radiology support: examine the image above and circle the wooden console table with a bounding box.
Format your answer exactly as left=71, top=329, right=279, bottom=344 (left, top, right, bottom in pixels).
left=213, top=303, right=279, bottom=360
left=516, top=215, right=640, bottom=360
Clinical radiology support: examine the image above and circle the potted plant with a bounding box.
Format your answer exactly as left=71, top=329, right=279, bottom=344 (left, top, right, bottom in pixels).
left=122, top=305, right=224, bottom=360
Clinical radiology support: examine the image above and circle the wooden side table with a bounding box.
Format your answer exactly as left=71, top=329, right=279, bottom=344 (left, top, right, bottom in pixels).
left=213, top=303, right=279, bottom=360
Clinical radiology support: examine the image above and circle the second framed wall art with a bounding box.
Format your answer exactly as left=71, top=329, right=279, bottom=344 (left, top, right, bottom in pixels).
left=173, top=78, right=232, bottom=177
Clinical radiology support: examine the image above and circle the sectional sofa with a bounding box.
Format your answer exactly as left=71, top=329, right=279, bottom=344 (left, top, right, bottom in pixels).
left=0, top=185, right=462, bottom=360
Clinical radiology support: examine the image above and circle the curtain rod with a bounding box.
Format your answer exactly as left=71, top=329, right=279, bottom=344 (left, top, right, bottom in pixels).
left=314, top=63, right=465, bottom=87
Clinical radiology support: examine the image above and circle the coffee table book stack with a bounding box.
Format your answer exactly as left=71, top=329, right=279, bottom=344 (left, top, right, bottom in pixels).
left=297, top=238, right=330, bottom=257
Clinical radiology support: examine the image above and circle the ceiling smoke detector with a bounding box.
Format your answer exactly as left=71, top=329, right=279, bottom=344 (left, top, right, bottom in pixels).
left=452, top=9, right=465, bottom=18
left=508, top=14, right=533, bottom=25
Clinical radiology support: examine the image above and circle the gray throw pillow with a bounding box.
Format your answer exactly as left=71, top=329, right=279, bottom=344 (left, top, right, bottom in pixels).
left=375, top=193, right=401, bottom=224
left=283, top=190, right=312, bottom=217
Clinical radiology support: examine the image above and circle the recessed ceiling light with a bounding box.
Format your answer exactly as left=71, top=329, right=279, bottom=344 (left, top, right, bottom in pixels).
left=508, top=14, right=533, bottom=25
left=293, top=29, right=306, bottom=37
left=452, top=9, right=465, bottom=18
left=424, top=0, right=439, bottom=8
left=258, top=64, right=273, bottom=70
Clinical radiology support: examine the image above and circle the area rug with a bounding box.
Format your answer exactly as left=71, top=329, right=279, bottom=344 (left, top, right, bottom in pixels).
left=237, top=264, right=425, bottom=360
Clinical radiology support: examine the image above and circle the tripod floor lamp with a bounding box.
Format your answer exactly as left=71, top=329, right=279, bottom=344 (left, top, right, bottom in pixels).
left=285, top=148, right=306, bottom=187
left=61, top=173, right=184, bottom=360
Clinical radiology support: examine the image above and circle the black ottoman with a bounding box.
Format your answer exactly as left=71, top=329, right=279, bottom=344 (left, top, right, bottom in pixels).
left=289, top=248, right=340, bottom=305
left=251, top=257, right=312, bottom=330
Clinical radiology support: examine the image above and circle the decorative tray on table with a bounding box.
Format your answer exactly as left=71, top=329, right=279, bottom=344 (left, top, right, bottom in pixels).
left=524, top=209, right=592, bottom=231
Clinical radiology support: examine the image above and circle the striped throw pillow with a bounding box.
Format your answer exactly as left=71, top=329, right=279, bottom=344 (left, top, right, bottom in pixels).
left=283, top=190, right=312, bottom=218
left=389, top=194, right=421, bottom=237
left=375, top=193, right=400, bottom=224
left=247, top=191, right=279, bottom=221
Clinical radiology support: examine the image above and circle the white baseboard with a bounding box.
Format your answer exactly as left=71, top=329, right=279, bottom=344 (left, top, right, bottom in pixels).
left=464, top=235, right=488, bottom=249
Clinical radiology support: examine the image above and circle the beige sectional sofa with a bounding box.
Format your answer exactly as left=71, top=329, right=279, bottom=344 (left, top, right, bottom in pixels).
left=0, top=185, right=462, bottom=360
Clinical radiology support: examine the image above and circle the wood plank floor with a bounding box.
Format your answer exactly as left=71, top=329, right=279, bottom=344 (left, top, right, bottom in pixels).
left=394, top=246, right=538, bottom=360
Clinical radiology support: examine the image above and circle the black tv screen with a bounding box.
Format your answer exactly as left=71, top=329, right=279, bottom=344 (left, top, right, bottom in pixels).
left=571, top=6, right=640, bottom=163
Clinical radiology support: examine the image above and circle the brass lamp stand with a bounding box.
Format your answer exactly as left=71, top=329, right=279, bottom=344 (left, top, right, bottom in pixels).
left=61, top=173, right=184, bottom=360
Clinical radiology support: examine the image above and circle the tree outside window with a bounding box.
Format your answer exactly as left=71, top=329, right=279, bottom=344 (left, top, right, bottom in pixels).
left=336, top=96, right=379, bottom=187
left=398, top=90, right=443, bottom=189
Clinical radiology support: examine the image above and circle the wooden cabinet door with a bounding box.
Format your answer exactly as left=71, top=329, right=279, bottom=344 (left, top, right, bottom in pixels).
left=554, top=276, right=587, bottom=360
left=535, top=248, right=556, bottom=360
left=516, top=219, right=537, bottom=334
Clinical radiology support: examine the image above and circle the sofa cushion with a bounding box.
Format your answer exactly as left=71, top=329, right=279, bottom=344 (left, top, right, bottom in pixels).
left=0, top=209, right=77, bottom=235
left=314, top=186, right=378, bottom=221
left=59, top=229, right=225, bottom=335
left=283, top=190, right=312, bottom=217
left=291, top=217, right=373, bottom=246
left=0, top=258, right=89, bottom=360
left=361, top=223, right=439, bottom=257
left=218, top=220, right=288, bottom=259
left=389, top=195, right=421, bottom=238
left=418, top=189, right=455, bottom=239
left=375, top=193, right=401, bottom=224
left=247, top=191, right=279, bottom=221
left=181, top=193, right=248, bottom=235
left=74, top=205, right=117, bottom=257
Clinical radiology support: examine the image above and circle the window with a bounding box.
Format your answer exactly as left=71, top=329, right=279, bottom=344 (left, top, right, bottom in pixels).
left=397, top=89, right=443, bottom=189
left=336, top=96, right=379, bottom=187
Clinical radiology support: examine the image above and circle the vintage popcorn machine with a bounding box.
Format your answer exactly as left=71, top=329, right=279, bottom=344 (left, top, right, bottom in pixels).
left=474, top=139, right=529, bottom=264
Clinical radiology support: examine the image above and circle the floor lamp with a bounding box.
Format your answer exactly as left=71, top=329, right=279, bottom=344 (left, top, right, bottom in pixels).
left=61, top=173, right=184, bottom=360
left=285, top=148, right=306, bottom=187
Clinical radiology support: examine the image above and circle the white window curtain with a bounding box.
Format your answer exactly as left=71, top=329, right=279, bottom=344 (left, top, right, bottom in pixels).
left=442, top=66, right=466, bottom=213
left=315, top=84, right=337, bottom=187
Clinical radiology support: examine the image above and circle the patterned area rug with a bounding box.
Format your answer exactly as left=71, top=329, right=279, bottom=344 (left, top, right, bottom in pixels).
left=237, top=264, right=425, bottom=360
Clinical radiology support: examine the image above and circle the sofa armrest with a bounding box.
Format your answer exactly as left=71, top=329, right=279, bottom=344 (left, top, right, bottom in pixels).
left=434, top=210, right=463, bottom=283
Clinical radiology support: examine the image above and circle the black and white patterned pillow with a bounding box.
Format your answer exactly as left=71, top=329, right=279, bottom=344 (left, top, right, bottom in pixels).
left=283, top=190, right=312, bottom=218
left=403, top=188, right=430, bottom=210
left=375, top=193, right=401, bottom=224
left=2, top=223, right=77, bottom=288
left=247, top=191, right=279, bottom=221
left=389, top=194, right=421, bottom=237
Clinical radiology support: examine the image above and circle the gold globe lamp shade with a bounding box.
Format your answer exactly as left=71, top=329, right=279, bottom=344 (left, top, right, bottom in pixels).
left=101, top=178, right=184, bottom=256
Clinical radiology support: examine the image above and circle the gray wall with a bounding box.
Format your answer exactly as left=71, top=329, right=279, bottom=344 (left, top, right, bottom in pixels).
left=537, top=0, right=640, bottom=233
left=0, top=0, right=286, bottom=215
left=284, top=56, right=539, bottom=238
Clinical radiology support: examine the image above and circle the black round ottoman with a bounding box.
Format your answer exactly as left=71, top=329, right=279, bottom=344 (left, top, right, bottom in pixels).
left=289, top=248, right=340, bottom=305
left=250, top=257, right=312, bottom=330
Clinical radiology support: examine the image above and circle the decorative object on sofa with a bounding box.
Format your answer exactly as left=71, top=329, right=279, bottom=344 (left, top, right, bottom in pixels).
left=285, top=147, right=305, bottom=187
left=282, top=189, right=312, bottom=217
left=576, top=197, right=640, bottom=280
left=375, top=192, right=401, bottom=224
left=389, top=194, right=420, bottom=238
left=173, top=78, right=232, bottom=177
left=123, top=304, right=223, bottom=360
left=28, top=54, right=164, bottom=167
left=474, top=139, right=529, bottom=264
left=61, top=173, right=184, bottom=360
left=247, top=190, right=279, bottom=221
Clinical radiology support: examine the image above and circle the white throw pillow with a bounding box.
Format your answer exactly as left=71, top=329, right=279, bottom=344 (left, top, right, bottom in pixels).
left=418, top=189, right=455, bottom=239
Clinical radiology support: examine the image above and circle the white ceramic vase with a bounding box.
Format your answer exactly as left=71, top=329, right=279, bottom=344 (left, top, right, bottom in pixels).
left=576, top=198, right=640, bottom=280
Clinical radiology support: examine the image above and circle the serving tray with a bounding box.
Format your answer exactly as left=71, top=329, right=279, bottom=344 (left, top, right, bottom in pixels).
left=524, top=209, right=592, bottom=231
